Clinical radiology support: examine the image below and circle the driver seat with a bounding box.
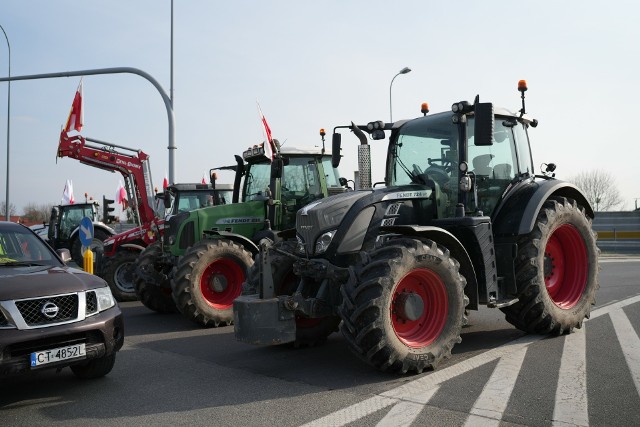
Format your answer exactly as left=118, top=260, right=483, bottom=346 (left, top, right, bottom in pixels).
left=472, top=154, right=494, bottom=176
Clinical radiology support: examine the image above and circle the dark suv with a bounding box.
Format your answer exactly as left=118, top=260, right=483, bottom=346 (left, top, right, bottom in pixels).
left=0, top=221, right=124, bottom=379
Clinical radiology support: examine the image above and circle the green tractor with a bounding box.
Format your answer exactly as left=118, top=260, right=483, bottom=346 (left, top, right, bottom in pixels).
left=234, top=81, right=600, bottom=373
left=134, top=139, right=346, bottom=326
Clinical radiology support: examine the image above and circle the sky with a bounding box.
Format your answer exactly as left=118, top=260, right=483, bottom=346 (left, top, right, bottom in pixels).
left=1, top=0, right=639, bottom=216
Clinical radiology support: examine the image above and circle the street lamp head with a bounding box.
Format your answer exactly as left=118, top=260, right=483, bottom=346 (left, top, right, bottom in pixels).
left=399, top=67, right=411, bottom=74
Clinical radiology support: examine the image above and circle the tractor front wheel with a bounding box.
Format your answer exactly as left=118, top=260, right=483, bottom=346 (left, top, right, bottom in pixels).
left=340, top=238, right=468, bottom=374
left=501, top=197, right=599, bottom=334
left=134, top=242, right=176, bottom=313
left=172, top=238, right=253, bottom=327
left=101, top=250, right=139, bottom=301
left=71, top=229, right=110, bottom=267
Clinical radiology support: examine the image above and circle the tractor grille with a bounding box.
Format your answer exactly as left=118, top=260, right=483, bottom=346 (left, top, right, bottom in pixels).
left=15, top=294, right=79, bottom=327
left=297, top=214, right=318, bottom=255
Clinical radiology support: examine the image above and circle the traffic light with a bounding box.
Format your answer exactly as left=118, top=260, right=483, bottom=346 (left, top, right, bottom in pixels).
left=103, top=196, right=117, bottom=224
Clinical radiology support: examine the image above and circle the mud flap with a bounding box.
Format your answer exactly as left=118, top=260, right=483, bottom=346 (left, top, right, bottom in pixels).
left=233, top=295, right=296, bottom=345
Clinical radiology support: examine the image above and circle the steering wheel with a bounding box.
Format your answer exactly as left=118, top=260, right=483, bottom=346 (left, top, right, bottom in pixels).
left=428, top=157, right=457, bottom=172
left=425, top=166, right=450, bottom=185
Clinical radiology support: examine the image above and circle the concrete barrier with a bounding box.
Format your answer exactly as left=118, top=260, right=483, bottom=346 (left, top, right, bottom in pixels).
left=592, top=210, right=640, bottom=254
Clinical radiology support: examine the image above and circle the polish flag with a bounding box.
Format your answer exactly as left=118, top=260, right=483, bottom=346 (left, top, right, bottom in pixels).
left=116, top=180, right=128, bottom=209
left=163, top=174, right=169, bottom=189
left=64, top=79, right=84, bottom=132
left=257, top=102, right=276, bottom=162
left=61, top=179, right=75, bottom=205
left=201, top=173, right=207, bottom=184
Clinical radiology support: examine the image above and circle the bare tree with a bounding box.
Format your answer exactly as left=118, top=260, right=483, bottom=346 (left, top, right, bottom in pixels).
left=0, top=201, right=17, bottom=218
left=22, top=202, right=55, bottom=224
left=567, top=169, right=624, bottom=211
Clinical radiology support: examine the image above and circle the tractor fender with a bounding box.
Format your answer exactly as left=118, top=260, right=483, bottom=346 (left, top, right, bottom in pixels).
left=203, top=230, right=260, bottom=255
left=93, top=223, right=117, bottom=239
left=381, top=225, right=479, bottom=310
left=492, top=179, right=594, bottom=237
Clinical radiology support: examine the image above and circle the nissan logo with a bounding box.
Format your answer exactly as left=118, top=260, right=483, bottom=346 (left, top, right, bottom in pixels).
left=41, top=302, right=59, bottom=319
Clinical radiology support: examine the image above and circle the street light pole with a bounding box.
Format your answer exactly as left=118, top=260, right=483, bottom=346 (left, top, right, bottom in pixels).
left=0, top=24, right=10, bottom=221
left=389, top=66, right=411, bottom=122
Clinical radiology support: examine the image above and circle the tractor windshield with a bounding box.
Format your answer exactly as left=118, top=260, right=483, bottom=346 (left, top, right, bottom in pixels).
left=389, top=113, right=459, bottom=217
left=170, top=189, right=234, bottom=214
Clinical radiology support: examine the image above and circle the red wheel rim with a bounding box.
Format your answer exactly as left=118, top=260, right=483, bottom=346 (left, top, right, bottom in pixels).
left=391, top=268, right=448, bottom=348
left=200, top=259, right=244, bottom=309
left=544, top=224, right=588, bottom=308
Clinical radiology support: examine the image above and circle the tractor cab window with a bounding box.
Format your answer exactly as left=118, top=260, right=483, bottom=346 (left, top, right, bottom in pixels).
left=390, top=113, right=459, bottom=217
left=244, top=163, right=271, bottom=201
left=467, top=117, right=518, bottom=215
left=321, top=157, right=342, bottom=190
left=281, top=156, right=323, bottom=228
left=59, top=205, right=93, bottom=240
left=513, top=121, right=534, bottom=175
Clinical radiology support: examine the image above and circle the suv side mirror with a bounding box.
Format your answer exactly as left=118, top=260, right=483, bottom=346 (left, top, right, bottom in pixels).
left=332, top=133, right=342, bottom=168
left=474, top=102, right=494, bottom=146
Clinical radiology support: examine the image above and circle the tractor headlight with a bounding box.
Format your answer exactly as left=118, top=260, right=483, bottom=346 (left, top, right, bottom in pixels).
left=315, top=230, right=336, bottom=254
left=296, top=235, right=306, bottom=254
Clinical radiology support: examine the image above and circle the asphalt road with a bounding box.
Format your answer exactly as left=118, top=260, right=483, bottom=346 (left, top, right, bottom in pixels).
left=1, top=258, right=639, bottom=427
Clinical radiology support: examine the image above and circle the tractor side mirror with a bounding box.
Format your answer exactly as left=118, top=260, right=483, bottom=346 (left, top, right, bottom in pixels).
left=163, top=192, right=172, bottom=209
left=332, top=133, right=342, bottom=168
left=474, top=102, right=494, bottom=146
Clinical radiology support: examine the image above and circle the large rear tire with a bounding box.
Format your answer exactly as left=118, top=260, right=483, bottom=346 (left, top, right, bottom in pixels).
left=172, top=238, right=253, bottom=327
left=101, top=250, right=139, bottom=301
left=244, top=242, right=341, bottom=346
left=134, top=242, right=176, bottom=313
left=340, top=238, right=468, bottom=374
left=501, top=197, right=599, bottom=334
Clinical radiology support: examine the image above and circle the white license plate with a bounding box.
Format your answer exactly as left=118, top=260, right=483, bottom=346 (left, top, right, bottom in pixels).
left=30, top=343, right=86, bottom=367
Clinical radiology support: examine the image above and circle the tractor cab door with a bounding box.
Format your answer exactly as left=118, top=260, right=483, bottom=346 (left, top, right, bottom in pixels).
left=467, top=118, right=522, bottom=215
left=48, top=207, right=60, bottom=242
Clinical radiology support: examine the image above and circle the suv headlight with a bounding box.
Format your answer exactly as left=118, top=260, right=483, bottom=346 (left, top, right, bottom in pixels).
left=315, top=230, right=336, bottom=254
left=94, top=287, right=116, bottom=312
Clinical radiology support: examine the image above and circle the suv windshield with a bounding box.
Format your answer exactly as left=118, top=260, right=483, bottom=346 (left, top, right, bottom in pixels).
left=0, top=227, right=58, bottom=267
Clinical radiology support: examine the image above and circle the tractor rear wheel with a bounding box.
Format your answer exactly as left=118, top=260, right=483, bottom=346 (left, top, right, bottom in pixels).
left=101, top=250, right=139, bottom=301
left=340, top=237, right=467, bottom=374
left=501, top=197, right=599, bottom=334
left=172, top=238, right=253, bottom=327
left=244, top=242, right=341, bottom=346
left=134, top=242, right=176, bottom=313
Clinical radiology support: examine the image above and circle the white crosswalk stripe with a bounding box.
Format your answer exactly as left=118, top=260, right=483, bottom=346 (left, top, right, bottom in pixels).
left=302, top=295, right=640, bottom=427
left=553, top=328, right=588, bottom=427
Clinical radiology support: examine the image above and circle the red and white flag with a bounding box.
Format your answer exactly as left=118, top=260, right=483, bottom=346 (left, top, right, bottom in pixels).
left=163, top=172, right=169, bottom=189
left=116, top=180, right=128, bottom=210
left=64, top=79, right=84, bottom=132
left=201, top=173, right=207, bottom=184
left=257, top=102, right=276, bottom=162
left=61, top=179, right=75, bottom=205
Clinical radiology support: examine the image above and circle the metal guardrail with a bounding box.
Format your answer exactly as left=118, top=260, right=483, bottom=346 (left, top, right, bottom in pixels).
left=593, top=211, right=640, bottom=253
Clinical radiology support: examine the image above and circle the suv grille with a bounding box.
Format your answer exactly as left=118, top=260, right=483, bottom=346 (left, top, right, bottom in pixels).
left=0, top=311, right=9, bottom=327
left=15, top=294, right=79, bottom=326
left=86, top=291, right=98, bottom=315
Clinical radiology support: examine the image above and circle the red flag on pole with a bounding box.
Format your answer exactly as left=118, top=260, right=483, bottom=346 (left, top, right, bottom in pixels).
left=64, top=79, right=84, bottom=132
left=257, top=102, right=275, bottom=161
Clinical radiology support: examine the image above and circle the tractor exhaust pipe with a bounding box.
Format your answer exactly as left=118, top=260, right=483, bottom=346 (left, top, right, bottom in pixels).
left=350, top=122, right=371, bottom=189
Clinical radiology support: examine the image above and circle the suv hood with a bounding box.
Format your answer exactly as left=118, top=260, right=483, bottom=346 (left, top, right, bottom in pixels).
left=0, top=266, right=107, bottom=300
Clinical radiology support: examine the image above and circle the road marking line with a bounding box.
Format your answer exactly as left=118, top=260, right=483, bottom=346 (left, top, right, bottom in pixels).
left=300, top=395, right=397, bottom=427
left=375, top=390, right=438, bottom=427
left=303, top=295, right=640, bottom=426
left=464, top=346, right=528, bottom=427
left=609, top=309, right=640, bottom=396
left=553, top=329, right=588, bottom=427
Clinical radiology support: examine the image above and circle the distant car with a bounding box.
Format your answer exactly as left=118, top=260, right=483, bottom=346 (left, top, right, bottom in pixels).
left=0, top=221, right=124, bottom=379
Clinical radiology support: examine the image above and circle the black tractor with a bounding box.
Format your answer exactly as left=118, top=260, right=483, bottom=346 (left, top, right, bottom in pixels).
left=234, top=81, right=599, bottom=374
